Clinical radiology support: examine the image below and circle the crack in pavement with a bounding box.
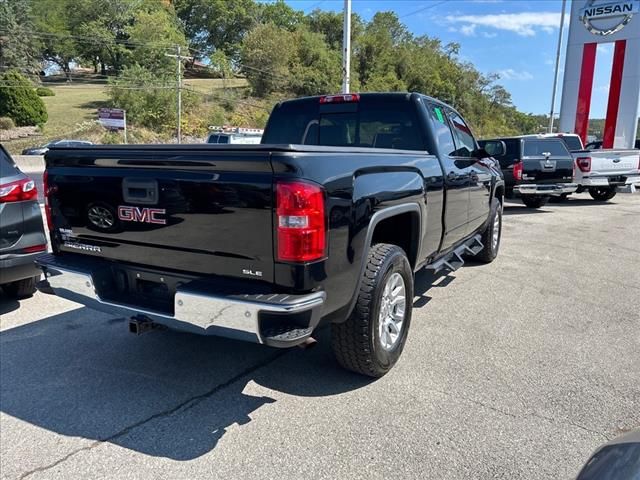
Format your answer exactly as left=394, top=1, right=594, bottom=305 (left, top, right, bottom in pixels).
left=17, top=348, right=291, bottom=480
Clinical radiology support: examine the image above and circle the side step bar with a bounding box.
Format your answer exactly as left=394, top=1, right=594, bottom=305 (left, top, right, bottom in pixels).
left=425, top=235, right=483, bottom=274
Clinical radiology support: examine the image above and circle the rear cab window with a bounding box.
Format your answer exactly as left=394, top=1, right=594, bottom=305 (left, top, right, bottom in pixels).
left=523, top=139, right=571, bottom=157
left=262, top=95, right=427, bottom=152
left=557, top=135, right=583, bottom=151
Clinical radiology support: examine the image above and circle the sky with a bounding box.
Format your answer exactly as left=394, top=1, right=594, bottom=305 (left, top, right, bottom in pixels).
left=284, top=0, right=617, bottom=117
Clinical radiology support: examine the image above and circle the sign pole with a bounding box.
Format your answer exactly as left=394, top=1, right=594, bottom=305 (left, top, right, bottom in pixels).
left=342, top=0, right=351, bottom=93
left=549, top=0, right=567, bottom=133
left=123, top=110, right=128, bottom=144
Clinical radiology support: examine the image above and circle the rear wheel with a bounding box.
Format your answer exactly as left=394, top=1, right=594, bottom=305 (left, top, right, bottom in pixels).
left=549, top=193, right=569, bottom=203
left=3, top=276, right=38, bottom=299
left=588, top=187, right=617, bottom=201
left=475, top=197, right=502, bottom=263
left=331, top=243, right=413, bottom=377
left=521, top=196, right=549, bottom=209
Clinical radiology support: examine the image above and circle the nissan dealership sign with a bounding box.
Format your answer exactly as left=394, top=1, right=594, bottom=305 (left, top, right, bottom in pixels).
left=559, top=0, right=640, bottom=149
left=580, top=0, right=639, bottom=35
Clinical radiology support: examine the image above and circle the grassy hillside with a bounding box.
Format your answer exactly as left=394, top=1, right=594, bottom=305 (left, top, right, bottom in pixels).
left=2, top=76, right=249, bottom=154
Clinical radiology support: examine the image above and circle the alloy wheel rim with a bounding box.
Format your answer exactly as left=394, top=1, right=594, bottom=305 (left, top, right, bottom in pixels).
left=378, top=272, right=406, bottom=351
left=492, top=210, right=501, bottom=250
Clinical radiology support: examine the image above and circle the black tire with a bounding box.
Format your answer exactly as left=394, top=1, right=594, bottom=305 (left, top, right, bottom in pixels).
left=3, top=276, right=38, bottom=299
left=475, top=197, right=502, bottom=263
left=521, top=196, right=549, bottom=209
left=331, top=243, right=413, bottom=377
left=588, top=187, right=617, bottom=201
left=549, top=193, right=569, bottom=203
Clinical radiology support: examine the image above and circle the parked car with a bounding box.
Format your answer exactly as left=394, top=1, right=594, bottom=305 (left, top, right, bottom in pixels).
left=576, top=428, right=640, bottom=479
left=540, top=133, right=640, bottom=201
left=585, top=139, right=640, bottom=150
left=36, top=92, right=504, bottom=377
left=206, top=126, right=263, bottom=145
left=479, top=136, right=576, bottom=208
left=22, top=139, right=93, bottom=156
left=0, top=144, right=47, bottom=298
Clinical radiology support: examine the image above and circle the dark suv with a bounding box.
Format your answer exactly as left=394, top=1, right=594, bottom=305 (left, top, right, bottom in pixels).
left=0, top=145, right=47, bottom=298
left=479, top=136, right=576, bottom=208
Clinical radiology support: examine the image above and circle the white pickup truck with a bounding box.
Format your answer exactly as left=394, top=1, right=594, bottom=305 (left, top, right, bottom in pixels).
left=532, top=134, right=640, bottom=201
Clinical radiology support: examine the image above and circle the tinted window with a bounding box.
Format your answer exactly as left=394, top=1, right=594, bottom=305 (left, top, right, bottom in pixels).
left=558, top=135, right=583, bottom=151
left=447, top=110, right=476, bottom=157
left=523, top=139, right=570, bottom=157
left=479, top=139, right=520, bottom=168
left=427, top=103, right=456, bottom=156
left=207, top=134, right=229, bottom=144
left=0, top=147, right=18, bottom=178
left=262, top=97, right=426, bottom=151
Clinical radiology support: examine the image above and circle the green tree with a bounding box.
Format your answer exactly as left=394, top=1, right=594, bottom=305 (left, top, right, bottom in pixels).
left=240, top=24, right=294, bottom=96
left=289, top=28, right=341, bottom=96
left=108, top=65, right=196, bottom=132
left=0, top=0, right=41, bottom=75
left=257, top=1, right=304, bottom=31
left=0, top=70, right=48, bottom=126
left=127, top=8, right=187, bottom=75
left=30, top=0, right=79, bottom=80
left=174, top=0, right=258, bottom=59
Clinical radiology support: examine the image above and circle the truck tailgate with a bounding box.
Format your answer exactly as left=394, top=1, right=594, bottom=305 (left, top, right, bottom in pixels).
left=45, top=147, right=275, bottom=281
left=582, top=149, right=639, bottom=176
left=521, top=157, right=574, bottom=184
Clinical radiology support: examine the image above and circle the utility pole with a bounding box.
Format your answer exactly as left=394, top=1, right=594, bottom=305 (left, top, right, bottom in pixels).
left=342, top=0, right=351, bottom=93
left=165, top=46, right=191, bottom=143
left=549, top=0, right=567, bottom=133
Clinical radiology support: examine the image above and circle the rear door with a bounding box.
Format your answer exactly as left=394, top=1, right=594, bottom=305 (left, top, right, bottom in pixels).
left=446, top=109, right=491, bottom=234
left=521, top=139, right=574, bottom=184
left=426, top=103, right=470, bottom=249
left=46, top=148, right=275, bottom=281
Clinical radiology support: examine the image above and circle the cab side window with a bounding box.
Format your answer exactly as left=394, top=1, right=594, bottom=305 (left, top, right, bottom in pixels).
left=427, top=103, right=456, bottom=157
left=446, top=110, right=476, bottom=157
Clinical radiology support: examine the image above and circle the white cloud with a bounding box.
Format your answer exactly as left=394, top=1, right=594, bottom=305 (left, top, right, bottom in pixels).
left=482, top=31, right=497, bottom=38
left=460, top=24, right=477, bottom=36
left=497, top=69, right=534, bottom=81
left=596, top=84, right=610, bottom=94
left=446, top=12, right=566, bottom=37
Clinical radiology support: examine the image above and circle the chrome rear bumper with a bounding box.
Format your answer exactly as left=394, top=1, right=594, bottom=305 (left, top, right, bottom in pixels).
left=36, top=254, right=325, bottom=346
left=514, top=183, right=577, bottom=196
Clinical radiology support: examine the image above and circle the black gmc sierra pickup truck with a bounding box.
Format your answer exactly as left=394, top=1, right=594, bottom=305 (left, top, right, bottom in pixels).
left=37, top=92, right=504, bottom=376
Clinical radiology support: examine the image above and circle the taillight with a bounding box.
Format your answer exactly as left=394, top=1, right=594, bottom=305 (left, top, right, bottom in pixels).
left=513, top=161, right=523, bottom=181
left=0, top=177, right=37, bottom=203
left=43, top=171, right=54, bottom=231
left=23, top=244, right=47, bottom=254
left=276, top=180, right=326, bottom=262
left=576, top=157, right=591, bottom=173
left=319, top=93, right=360, bottom=104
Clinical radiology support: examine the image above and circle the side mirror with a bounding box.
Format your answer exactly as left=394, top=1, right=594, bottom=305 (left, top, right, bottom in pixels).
left=474, top=148, right=491, bottom=159
left=481, top=140, right=506, bottom=157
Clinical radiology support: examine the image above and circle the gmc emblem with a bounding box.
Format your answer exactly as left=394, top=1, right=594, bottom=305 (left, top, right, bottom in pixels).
left=118, top=206, right=167, bottom=225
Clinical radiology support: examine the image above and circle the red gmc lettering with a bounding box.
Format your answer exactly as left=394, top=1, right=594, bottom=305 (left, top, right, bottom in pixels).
left=118, top=206, right=167, bottom=225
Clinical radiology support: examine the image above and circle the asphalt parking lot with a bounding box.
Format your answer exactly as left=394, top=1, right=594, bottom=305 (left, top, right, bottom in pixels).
left=1, top=192, right=639, bottom=480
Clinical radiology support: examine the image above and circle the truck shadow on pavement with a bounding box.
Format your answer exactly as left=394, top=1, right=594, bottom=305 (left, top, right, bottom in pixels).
left=0, top=305, right=372, bottom=461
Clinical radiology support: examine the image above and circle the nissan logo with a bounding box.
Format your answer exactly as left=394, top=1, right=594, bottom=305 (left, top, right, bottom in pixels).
left=579, top=0, right=639, bottom=36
